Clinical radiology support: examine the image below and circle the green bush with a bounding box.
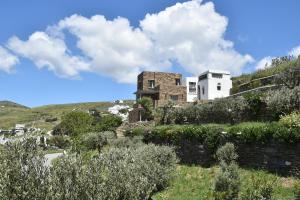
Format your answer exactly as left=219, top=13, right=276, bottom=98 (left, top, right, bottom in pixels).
left=0, top=139, right=50, bottom=200
left=239, top=175, right=273, bottom=200
left=156, top=101, right=176, bottom=125
left=125, top=127, right=145, bottom=137
left=216, top=143, right=238, bottom=165
left=279, top=111, right=300, bottom=128
left=266, top=86, right=300, bottom=118
left=164, top=96, right=249, bottom=125
left=243, top=93, right=265, bottom=120
left=214, top=143, right=240, bottom=200
left=53, top=111, right=93, bottom=137
left=52, top=144, right=177, bottom=200
left=143, top=122, right=300, bottom=152
left=0, top=138, right=177, bottom=200
left=48, top=135, right=71, bottom=149
left=93, top=114, right=122, bottom=132
left=137, top=97, right=154, bottom=121
left=53, top=112, right=122, bottom=137
left=109, top=136, right=144, bottom=149
left=80, top=132, right=108, bottom=152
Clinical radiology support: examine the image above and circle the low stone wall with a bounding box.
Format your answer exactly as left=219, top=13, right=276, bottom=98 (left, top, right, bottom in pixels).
left=148, top=139, right=300, bottom=177
left=236, top=142, right=300, bottom=176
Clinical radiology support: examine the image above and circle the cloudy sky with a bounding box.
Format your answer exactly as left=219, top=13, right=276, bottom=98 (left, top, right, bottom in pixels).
left=1, top=0, right=300, bottom=107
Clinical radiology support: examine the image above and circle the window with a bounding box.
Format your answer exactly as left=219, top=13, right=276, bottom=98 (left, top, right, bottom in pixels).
left=170, top=95, right=178, bottom=101
left=198, top=74, right=208, bottom=81
left=189, top=82, right=197, bottom=93
left=202, top=86, right=205, bottom=95
left=217, top=83, right=221, bottom=91
left=212, top=73, right=223, bottom=79
left=175, top=78, right=181, bottom=86
left=148, top=80, right=155, bottom=88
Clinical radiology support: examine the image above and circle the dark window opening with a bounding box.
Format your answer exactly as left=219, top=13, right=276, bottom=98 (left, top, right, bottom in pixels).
left=212, top=73, right=223, bottom=79
left=148, top=80, right=155, bottom=88
left=175, top=78, right=181, bottom=86
left=217, top=83, right=221, bottom=91
left=202, top=86, right=205, bottom=95
left=189, top=82, right=197, bottom=93
left=170, top=95, right=178, bottom=101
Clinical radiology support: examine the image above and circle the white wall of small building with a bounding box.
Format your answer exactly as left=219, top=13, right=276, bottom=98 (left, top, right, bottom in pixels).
left=198, top=70, right=232, bottom=100
left=198, top=79, right=209, bottom=100
left=185, top=77, right=198, bottom=102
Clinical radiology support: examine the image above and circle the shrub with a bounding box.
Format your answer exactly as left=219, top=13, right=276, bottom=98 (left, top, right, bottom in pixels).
left=266, top=86, right=300, bottom=118
left=0, top=138, right=177, bottom=200
left=93, top=114, right=122, bottom=132
left=80, top=132, right=108, bottom=152
left=125, top=127, right=145, bottom=137
left=214, top=143, right=240, bottom=200
left=243, top=93, right=265, bottom=120
left=279, top=111, right=300, bottom=128
left=51, top=144, right=177, bottom=200
left=216, top=143, right=238, bottom=165
left=137, top=97, right=154, bottom=121
left=0, top=139, right=50, bottom=200
left=169, top=96, right=249, bottom=125
left=53, top=111, right=93, bottom=137
left=48, top=135, right=71, bottom=149
left=156, top=101, right=176, bottom=125
left=239, top=175, right=273, bottom=200
left=50, top=155, right=86, bottom=199
left=109, top=136, right=144, bottom=149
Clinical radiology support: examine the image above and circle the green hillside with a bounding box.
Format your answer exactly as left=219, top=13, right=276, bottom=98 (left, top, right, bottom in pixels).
left=232, top=56, right=300, bottom=94
left=0, top=100, right=134, bottom=130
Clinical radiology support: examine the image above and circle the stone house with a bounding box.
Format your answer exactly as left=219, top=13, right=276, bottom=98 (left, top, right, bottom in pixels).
left=134, top=71, right=187, bottom=108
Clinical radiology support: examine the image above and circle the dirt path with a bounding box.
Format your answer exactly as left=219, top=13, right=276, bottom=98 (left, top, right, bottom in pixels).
left=116, top=125, right=126, bottom=138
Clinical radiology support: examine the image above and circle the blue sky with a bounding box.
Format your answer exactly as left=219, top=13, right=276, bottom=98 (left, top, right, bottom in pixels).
left=0, top=0, right=300, bottom=107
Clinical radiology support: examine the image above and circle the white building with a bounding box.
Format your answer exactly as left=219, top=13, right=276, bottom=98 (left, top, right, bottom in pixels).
left=14, top=124, right=26, bottom=136
left=197, top=70, right=232, bottom=100
left=185, top=77, right=198, bottom=102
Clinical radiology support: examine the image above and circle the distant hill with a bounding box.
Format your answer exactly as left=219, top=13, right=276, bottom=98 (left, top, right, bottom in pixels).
left=0, top=100, right=29, bottom=109
left=0, top=100, right=135, bottom=130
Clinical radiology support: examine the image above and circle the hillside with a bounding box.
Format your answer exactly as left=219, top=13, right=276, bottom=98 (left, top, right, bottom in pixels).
left=0, top=100, right=134, bottom=130
left=232, top=56, right=300, bottom=94
left=0, top=100, right=29, bottom=109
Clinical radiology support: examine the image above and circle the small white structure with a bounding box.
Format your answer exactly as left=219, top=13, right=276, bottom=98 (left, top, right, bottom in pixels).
left=108, top=105, right=132, bottom=121
left=185, top=77, right=198, bottom=102
left=14, top=124, right=26, bottom=136
left=198, top=70, right=232, bottom=100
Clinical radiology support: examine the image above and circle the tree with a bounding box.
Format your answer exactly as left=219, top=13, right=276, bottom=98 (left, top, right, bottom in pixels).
left=158, top=101, right=175, bottom=125
left=0, top=139, right=50, bottom=200
left=137, top=97, right=154, bottom=121
left=275, top=65, right=300, bottom=89
left=53, top=111, right=93, bottom=137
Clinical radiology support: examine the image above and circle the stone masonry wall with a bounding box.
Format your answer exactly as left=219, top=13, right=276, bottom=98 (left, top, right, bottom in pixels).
left=147, top=138, right=300, bottom=177
left=137, top=71, right=187, bottom=107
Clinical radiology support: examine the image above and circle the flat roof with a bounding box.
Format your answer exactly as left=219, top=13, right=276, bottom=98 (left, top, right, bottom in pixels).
left=198, top=69, right=231, bottom=76
left=138, top=71, right=182, bottom=76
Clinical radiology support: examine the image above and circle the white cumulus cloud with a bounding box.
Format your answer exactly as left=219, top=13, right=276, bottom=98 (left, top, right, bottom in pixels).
left=7, top=0, right=253, bottom=83
left=0, top=46, right=19, bottom=73
left=57, top=15, right=170, bottom=83
left=140, top=0, right=253, bottom=75
left=8, top=32, right=90, bottom=79
left=289, top=46, right=300, bottom=58
left=255, top=56, right=274, bottom=70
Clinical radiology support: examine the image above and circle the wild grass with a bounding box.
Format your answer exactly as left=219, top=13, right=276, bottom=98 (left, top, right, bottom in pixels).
left=153, top=165, right=299, bottom=200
